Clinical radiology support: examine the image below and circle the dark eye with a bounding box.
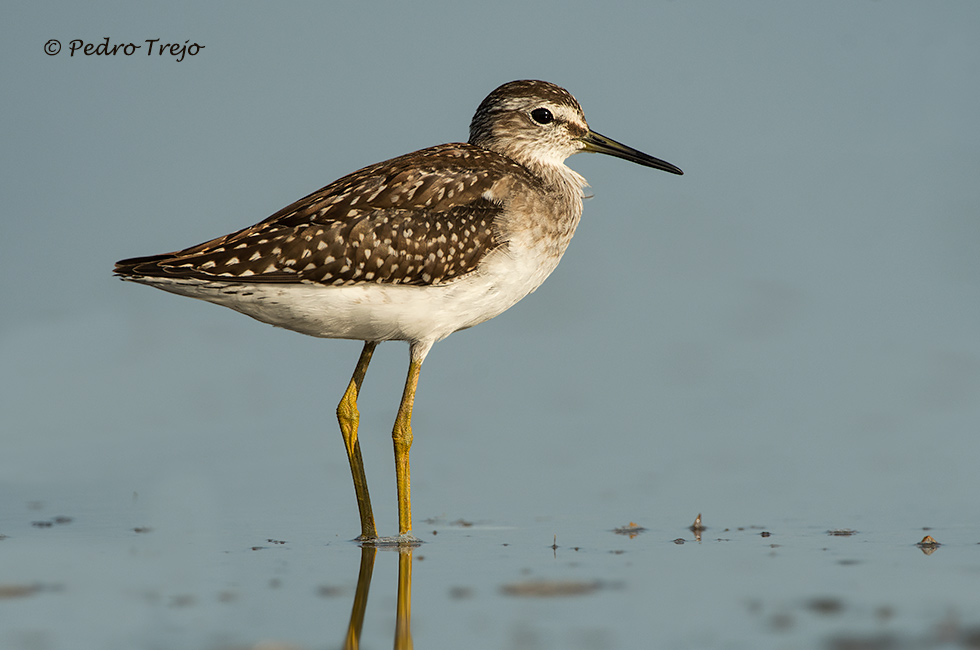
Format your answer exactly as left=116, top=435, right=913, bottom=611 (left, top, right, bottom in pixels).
left=530, top=108, right=554, bottom=125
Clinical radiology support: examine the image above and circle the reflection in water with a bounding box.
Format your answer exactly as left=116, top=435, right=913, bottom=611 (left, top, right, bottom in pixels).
left=342, top=546, right=375, bottom=649
left=689, top=513, right=704, bottom=542
left=916, top=535, right=941, bottom=556
left=612, top=522, right=647, bottom=539
left=343, top=545, right=414, bottom=650
left=395, top=546, right=413, bottom=648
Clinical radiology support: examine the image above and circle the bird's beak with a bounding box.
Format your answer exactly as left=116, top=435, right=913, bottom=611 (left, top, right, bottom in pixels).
left=581, top=130, right=683, bottom=175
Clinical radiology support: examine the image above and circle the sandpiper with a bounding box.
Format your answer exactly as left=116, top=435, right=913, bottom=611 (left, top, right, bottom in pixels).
left=115, top=80, right=682, bottom=544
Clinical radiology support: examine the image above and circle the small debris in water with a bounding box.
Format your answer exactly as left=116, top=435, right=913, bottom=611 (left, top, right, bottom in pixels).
left=690, top=513, right=705, bottom=532
left=827, top=529, right=858, bottom=536
left=673, top=538, right=685, bottom=545
left=806, top=597, right=844, bottom=615
left=761, top=531, right=772, bottom=538
left=612, top=522, right=646, bottom=537
left=916, top=535, right=941, bottom=555
left=133, top=527, right=152, bottom=533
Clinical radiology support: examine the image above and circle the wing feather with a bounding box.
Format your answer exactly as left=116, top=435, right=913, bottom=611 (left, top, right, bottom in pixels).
left=115, top=143, right=537, bottom=286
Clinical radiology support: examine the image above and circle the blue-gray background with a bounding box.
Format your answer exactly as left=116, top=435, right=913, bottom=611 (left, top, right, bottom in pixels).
left=2, top=2, right=979, bottom=649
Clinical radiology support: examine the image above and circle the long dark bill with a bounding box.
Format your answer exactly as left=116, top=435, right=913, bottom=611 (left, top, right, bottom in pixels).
left=582, top=130, right=683, bottom=175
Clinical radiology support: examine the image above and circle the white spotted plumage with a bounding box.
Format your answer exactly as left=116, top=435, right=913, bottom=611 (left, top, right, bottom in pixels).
left=116, top=80, right=683, bottom=358
left=115, top=80, right=682, bottom=540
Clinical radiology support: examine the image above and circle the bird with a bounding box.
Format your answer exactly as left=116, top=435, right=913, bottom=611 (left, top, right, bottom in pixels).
left=114, top=80, right=682, bottom=544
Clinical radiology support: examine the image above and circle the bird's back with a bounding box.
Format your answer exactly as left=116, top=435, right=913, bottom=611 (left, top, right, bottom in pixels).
left=115, top=140, right=583, bottom=343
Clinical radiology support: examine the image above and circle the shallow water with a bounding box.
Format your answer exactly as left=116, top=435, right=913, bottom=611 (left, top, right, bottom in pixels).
left=2, top=309, right=979, bottom=650
left=3, top=448, right=978, bottom=650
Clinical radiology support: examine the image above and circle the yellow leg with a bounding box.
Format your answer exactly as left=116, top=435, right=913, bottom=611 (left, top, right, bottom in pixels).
left=392, top=356, right=422, bottom=537
left=337, top=341, right=379, bottom=540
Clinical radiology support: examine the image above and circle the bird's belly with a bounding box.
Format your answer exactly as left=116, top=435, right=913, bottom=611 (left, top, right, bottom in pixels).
left=132, top=245, right=563, bottom=344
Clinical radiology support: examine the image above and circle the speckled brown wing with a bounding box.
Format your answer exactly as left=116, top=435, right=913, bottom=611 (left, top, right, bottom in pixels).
left=115, top=143, right=537, bottom=287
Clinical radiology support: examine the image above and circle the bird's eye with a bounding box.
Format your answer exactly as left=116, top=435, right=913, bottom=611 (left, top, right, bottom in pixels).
left=530, top=108, right=554, bottom=125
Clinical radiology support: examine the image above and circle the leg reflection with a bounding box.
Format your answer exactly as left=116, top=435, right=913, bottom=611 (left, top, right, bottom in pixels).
left=343, top=545, right=415, bottom=650
left=395, top=547, right=413, bottom=650
left=343, top=545, right=376, bottom=650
